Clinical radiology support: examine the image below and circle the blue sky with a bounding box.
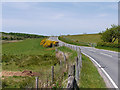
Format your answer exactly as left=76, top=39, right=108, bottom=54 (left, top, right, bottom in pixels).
left=2, top=2, right=118, bottom=36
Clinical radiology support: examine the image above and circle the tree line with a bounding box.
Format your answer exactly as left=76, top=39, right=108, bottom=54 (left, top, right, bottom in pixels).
left=1, top=32, right=47, bottom=40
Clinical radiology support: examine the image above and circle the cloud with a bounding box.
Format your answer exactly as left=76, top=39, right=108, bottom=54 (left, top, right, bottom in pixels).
left=53, top=13, right=64, bottom=19
left=97, top=13, right=108, bottom=17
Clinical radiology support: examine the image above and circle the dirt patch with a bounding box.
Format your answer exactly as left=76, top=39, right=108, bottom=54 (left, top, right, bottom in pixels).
left=2, top=40, right=23, bottom=44
left=2, top=70, right=40, bottom=77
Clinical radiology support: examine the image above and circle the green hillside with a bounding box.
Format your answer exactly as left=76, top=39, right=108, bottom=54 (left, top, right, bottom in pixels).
left=65, top=34, right=101, bottom=43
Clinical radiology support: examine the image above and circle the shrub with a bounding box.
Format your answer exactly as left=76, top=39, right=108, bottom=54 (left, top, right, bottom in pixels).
left=40, top=39, right=59, bottom=48
left=97, top=42, right=120, bottom=48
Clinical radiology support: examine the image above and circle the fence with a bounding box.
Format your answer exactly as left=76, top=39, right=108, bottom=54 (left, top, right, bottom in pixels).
left=58, top=40, right=82, bottom=88
left=25, top=41, right=82, bottom=89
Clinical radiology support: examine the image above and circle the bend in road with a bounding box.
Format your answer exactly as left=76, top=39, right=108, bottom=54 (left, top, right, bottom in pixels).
left=49, top=36, right=119, bottom=88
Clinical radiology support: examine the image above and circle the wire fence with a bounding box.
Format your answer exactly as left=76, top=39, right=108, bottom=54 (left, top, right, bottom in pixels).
left=24, top=41, right=82, bottom=89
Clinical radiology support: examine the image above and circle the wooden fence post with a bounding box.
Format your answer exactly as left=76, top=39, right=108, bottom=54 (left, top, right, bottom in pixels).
left=60, top=60, right=62, bottom=68
left=76, top=47, right=77, bottom=51
left=35, top=77, right=39, bottom=89
left=76, top=57, right=79, bottom=83
left=63, top=52, right=66, bottom=63
left=51, top=66, right=54, bottom=84
left=74, top=46, right=75, bottom=50
left=79, top=48, right=82, bottom=68
left=67, top=64, right=78, bottom=89
left=68, top=64, right=75, bottom=77
left=46, top=77, right=48, bottom=87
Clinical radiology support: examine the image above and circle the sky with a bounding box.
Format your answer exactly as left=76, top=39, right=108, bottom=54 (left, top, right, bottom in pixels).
left=2, top=2, right=118, bottom=36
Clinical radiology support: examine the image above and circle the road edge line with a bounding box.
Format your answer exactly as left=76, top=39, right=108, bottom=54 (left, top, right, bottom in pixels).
left=82, top=52, right=118, bottom=89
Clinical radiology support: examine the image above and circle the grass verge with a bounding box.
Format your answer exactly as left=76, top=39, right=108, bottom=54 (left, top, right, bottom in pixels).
left=96, top=46, right=118, bottom=52
left=79, top=54, right=106, bottom=88
left=56, top=46, right=106, bottom=88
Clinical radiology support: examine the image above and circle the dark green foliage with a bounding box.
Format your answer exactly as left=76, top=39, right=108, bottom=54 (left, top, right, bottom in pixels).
left=97, top=42, right=120, bottom=48
left=1, top=32, right=47, bottom=40
left=97, top=24, right=119, bottom=49
left=101, top=25, right=119, bottom=43
left=2, top=36, right=24, bottom=40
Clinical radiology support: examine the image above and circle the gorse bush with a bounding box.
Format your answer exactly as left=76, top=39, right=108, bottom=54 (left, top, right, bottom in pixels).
left=40, top=39, right=59, bottom=48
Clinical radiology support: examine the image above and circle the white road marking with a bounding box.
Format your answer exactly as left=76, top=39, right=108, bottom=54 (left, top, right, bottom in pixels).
left=88, top=49, right=96, bottom=52
left=100, top=53, right=112, bottom=57
left=82, top=52, right=118, bottom=89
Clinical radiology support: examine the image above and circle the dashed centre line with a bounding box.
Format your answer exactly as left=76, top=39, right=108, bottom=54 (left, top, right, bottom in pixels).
left=88, top=49, right=96, bottom=52
left=100, top=53, right=112, bottom=57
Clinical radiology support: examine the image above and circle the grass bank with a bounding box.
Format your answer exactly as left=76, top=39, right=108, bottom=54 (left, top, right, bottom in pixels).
left=96, top=46, right=118, bottom=52
left=79, top=54, right=106, bottom=88
left=59, top=34, right=118, bottom=52
left=56, top=46, right=106, bottom=88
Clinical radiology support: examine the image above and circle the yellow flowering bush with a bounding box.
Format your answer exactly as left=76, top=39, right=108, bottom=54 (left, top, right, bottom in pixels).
left=40, top=39, right=46, bottom=45
left=40, top=39, right=59, bottom=47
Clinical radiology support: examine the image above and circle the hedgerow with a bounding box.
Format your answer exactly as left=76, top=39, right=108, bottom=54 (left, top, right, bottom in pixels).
left=97, top=42, right=120, bottom=48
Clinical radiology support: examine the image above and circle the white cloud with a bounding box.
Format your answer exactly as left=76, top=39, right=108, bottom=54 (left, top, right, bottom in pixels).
left=53, top=13, right=64, bottom=19
left=97, top=13, right=108, bottom=17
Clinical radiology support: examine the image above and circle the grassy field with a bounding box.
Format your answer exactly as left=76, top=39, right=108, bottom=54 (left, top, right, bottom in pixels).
left=2, top=38, right=58, bottom=88
left=2, top=39, right=78, bottom=88
left=2, top=38, right=55, bottom=55
left=59, top=34, right=101, bottom=47
left=2, top=38, right=57, bottom=71
left=79, top=54, right=106, bottom=88
left=59, top=34, right=118, bottom=52
left=2, top=76, right=35, bottom=88
left=2, top=38, right=106, bottom=88
left=65, top=34, right=101, bottom=43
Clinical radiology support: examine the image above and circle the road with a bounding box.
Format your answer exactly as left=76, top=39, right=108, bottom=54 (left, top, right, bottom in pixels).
left=49, top=36, right=119, bottom=88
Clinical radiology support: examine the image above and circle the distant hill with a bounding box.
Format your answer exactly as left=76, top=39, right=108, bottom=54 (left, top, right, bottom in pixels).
left=1, top=32, right=47, bottom=40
